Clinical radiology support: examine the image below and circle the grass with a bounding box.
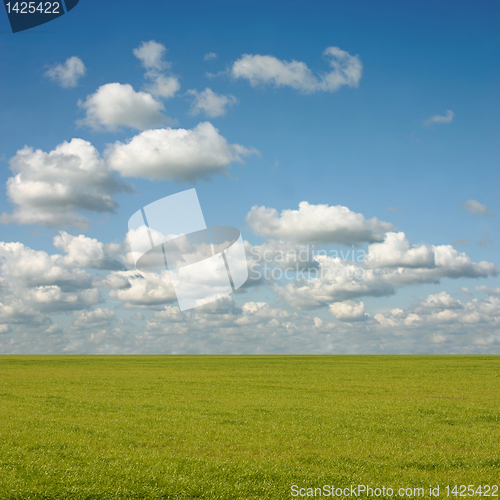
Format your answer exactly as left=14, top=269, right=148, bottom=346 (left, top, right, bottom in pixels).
left=0, top=355, right=499, bottom=499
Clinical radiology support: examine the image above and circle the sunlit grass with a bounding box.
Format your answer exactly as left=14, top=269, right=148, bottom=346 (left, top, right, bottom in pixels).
left=0, top=355, right=498, bottom=499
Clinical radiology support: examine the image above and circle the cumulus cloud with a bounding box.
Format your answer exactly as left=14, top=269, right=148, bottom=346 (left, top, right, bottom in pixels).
left=187, top=88, right=238, bottom=117
left=424, top=110, right=454, bottom=126
left=1, top=228, right=500, bottom=353
left=106, top=121, right=258, bottom=182
left=133, top=40, right=180, bottom=98
left=1, top=195, right=499, bottom=353
left=463, top=199, right=493, bottom=216
left=329, top=301, right=368, bottom=321
left=420, top=291, right=463, bottom=310
left=72, top=308, right=116, bottom=329
left=231, top=46, right=362, bottom=93
left=1, top=139, right=132, bottom=229
left=274, top=232, right=497, bottom=310
left=0, top=241, right=92, bottom=290
left=107, top=270, right=177, bottom=308
left=366, top=232, right=434, bottom=268
left=146, top=75, right=180, bottom=99
left=376, top=292, right=500, bottom=338
left=0, top=241, right=101, bottom=316
left=53, top=232, right=124, bottom=270
left=246, top=202, right=394, bottom=245
left=204, top=52, right=217, bottom=61
left=44, top=56, right=86, bottom=88
left=0, top=233, right=137, bottom=343
left=78, top=83, right=165, bottom=131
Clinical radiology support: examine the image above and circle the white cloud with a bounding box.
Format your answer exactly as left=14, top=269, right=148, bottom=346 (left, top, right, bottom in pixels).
left=314, top=317, right=323, bottom=328
left=146, top=75, right=180, bottom=99
left=44, top=56, right=86, bottom=88
left=76, top=42, right=178, bottom=133
left=53, top=232, right=124, bottom=270
left=274, top=235, right=497, bottom=310
left=0, top=241, right=102, bottom=316
left=366, top=232, right=434, bottom=268
left=366, top=232, right=497, bottom=278
left=246, top=202, right=394, bottom=245
left=72, top=308, right=116, bottom=329
left=379, top=292, right=500, bottom=334
left=1, top=139, right=132, bottom=229
left=0, top=298, right=49, bottom=327
left=106, top=121, right=258, bottom=182
left=0, top=241, right=93, bottom=290
left=404, top=313, right=421, bottom=326
left=78, top=83, right=165, bottom=131
left=420, top=292, right=463, bottom=310
left=231, top=46, right=362, bottom=93
left=329, top=301, right=368, bottom=321
left=133, top=40, right=180, bottom=98
left=463, top=199, right=493, bottom=216
left=204, top=52, right=217, bottom=61
left=424, top=110, right=454, bottom=126
left=187, top=88, right=238, bottom=117
left=133, top=40, right=168, bottom=71
left=108, top=270, right=177, bottom=308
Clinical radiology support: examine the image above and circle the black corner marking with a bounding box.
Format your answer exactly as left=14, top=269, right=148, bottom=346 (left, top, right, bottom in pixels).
left=3, top=0, right=79, bottom=33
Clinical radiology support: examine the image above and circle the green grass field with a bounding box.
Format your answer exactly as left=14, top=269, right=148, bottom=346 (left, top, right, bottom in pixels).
left=0, top=356, right=498, bottom=499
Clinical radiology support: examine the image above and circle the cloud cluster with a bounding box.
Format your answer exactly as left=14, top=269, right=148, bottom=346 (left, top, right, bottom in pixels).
left=78, top=41, right=180, bottom=131
left=0, top=226, right=498, bottom=354
left=374, top=291, right=500, bottom=343
left=231, top=46, right=362, bottom=93
left=273, top=230, right=497, bottom=310
left=0, top=241, right=101, bottom=318
left=1, top=139, right=132, bottom=229
left=1, top=122, right=256, bottom=226
left=2, top=40, right=499, bottom=354
left=133, top=40, right=180, bottom=98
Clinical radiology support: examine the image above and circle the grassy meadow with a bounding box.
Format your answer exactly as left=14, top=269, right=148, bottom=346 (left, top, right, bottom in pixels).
left=0, top=355, right=498, bottom=499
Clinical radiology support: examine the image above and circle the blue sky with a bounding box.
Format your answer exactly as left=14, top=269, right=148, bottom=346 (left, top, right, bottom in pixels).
left=0, top=0, right=498, bottom=353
